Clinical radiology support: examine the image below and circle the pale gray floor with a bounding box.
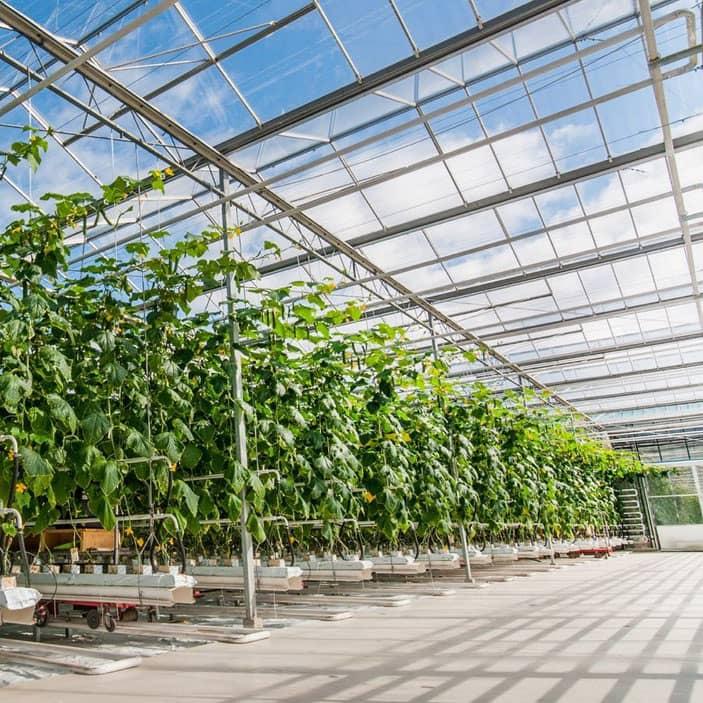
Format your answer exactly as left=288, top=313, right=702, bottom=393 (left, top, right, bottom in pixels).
left=3, top=552, right=703, bottom=703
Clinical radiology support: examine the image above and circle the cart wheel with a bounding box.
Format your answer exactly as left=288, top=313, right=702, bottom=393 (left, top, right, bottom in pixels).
left=104, top=613, right=116, bottom=632
left=34, top=607, right=48, bottom=628
left=121, top=607, right=138, bottom=622
left=86, top=608, right=101, bottom=630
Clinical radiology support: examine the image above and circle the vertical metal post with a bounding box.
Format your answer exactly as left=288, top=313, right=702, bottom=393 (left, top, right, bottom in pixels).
left=428, top=315, right=473, bottom=583
left=690, top=464, right=703, bottom=524
left=220, top=170, right=260, bottom=628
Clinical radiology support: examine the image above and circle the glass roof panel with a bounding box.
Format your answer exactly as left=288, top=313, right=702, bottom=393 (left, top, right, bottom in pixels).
left=317, top=0, right=412, bottom=75
left=362, top=162, right=463, bottom=227
left=424, top=210, right=505, bottom=257
left=219, top=9, right=355, bottom=121
left=393, top=0, right=477, bottom=49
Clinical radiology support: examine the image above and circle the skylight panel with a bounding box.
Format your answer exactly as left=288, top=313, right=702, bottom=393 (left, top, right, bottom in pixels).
left=581, top=320, right=614, bottom=342
left=392, top=0, right=477, bottom=50
left=306, top=192, right=380, bottom=239
left=577, top=173, right=628, bottom=215
left=424, top=210, right=505, bottom=257
left=492, top=128, right=556, bottom=188
left=549, top=222, right=596, bottom=257
left=445, top=145, right=508, bottom=200
left=461, top=42, right=512, bottom=83
left=589, top=210, right=637, bottom=248
left=447, top=242, right=520, bottom=282
left=666, top=302, right=700, bottom=331
left=675, top=146, right=703, bottom=188
left=543, top=108, right=607, bottom=172
left=343, top=122, right=436, bottom=182
left=393, top=262, right=452, bottom=291
left=524, top=50, right=591, bottom=117
left=535, top=185, right=582, bottom=226
left=424, top=92, right=484, bottom=152
left=363, top=231, right=436, bottom=269
left=488, top=280, right=551, bottom=306
left=497, top=198, right=542, bottom=235
left=620, top=157, right=672, bottom=202
left=513, top=13, right=570, bottom=59
left=220, top=9, right=355, bottom=121
left=317, top=0, right=414, bottom=75
left=579, top=265, right=621, bottom=303
left=631, top=197, right=679, bottom=237
left=612, top=257, right=655, bottom=297
left=549, top=271, right=588, bottom=308
left=362, top=162, right=463, bottom=227
left=609, top=315, right=642, bottom=339
left=596, top=87, right=662, bottom=155
left=511, top=232, right=556, bottom=267
left=417, top=69, right=461, bottom=102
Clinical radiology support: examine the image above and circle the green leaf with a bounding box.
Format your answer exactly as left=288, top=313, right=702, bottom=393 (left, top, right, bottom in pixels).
left=0, top=373, right=31, bottom=411
left=100, top=460, right=120, bottom=496
left=89, top=493, right=116, bottom=530
left=226, top=494, right=242, bottom=521
left=47, top=394, right=78, bottom=433
left=81, top=409, right=111, bottom=444
left=180, top=444, right=202, bottom=469
left=175, top=480, right=199, bottom=517
left=155, top=431, right=180, bottom=463
left=246, top=512, right=266, bottom=543
left=172, top=418, right=193, bottom=442
left=126, top=429, right=151, bottom=458
left=19, top=446, right=53, bottom=491
left=275, top=424, right=294, bottom=447
left=38, top=346, right=71, bottom=383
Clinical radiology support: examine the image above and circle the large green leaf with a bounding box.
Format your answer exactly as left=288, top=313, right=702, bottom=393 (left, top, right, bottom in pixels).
left=88, top=493, right=116, bottom=530
left=100, top=461, right=120, bottom=496
left=175, top=480, right=199, bottom=517
left=81, top=410, right=111, bottom=444
left=47, top=394, right=78, bottom=433
left=0, top=373, right=31, bottom=411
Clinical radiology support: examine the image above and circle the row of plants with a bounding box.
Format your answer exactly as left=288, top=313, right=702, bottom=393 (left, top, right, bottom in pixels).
left=0, top=135, right=651, bottom=559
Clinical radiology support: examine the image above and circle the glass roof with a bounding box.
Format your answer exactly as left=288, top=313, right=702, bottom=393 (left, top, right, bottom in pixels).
left=0, top=0, right=702, bottom=448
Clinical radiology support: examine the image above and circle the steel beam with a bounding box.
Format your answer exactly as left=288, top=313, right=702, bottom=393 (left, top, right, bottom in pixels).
left=219, top=170, right=260, bottom=629
left=592, top=397, right=703, bottom=416
left=566, top=381, right=703, bottom=405
left=637, top=1, right=703, bottom=327
left=547, top=361, right=703, bottom=390
left=454, top=330, right=703, bottom=376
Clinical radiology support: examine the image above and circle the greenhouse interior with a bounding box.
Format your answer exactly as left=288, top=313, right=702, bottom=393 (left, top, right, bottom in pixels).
left=0, top=0, right=700, bottom=701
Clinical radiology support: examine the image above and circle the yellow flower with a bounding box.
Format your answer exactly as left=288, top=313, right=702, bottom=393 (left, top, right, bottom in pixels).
left=136, top=537, right=144, bottom=547
left=7, top=450, right=14, bottom=461
left=124, top=526, right=133, bottom=536
left=163, top=167, right=174, bottom=177
left=14, top=482, right=26, bottom=494
left=362, top=490, right=376, bottom=504
left=170, top=463, right=177, bottom=472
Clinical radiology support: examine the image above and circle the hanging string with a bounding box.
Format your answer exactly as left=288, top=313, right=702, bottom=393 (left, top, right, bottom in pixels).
left=134, top=145, right=156, bottom=543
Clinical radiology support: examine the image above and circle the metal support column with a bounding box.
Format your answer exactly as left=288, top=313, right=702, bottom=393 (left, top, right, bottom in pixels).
left=220, top=170, right=261, bottom=629
left=428, top=315, right=473, bottom=583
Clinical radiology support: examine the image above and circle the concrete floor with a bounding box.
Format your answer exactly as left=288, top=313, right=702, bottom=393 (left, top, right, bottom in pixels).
left=3, top=552, right=703, bottom=702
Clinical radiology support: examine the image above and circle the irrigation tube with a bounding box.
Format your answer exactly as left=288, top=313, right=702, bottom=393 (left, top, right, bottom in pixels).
left=0, top=507, right=31, bottom=586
